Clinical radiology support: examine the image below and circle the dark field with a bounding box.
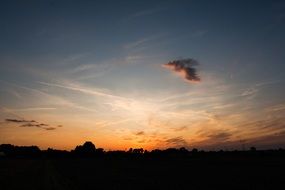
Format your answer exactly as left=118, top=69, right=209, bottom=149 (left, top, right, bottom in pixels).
left=1, top=155, right=285, bottom=190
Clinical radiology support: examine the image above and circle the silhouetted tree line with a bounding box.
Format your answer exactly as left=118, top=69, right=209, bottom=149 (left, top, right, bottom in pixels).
left=1, top=141, right=285, bottom=159
left=0, top=144, right=41, bottom=157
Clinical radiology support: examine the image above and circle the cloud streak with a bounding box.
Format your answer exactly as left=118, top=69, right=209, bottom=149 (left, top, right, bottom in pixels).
left=165, top=136, right=189, bottom=147
left=5, top=119, right=36, bottom=123
left=38, top=81, right=131, bottom=101
left=163, top=59, right=201, bottom=82
left=172, top=126, right=188, bottom=132
left=135, top=131, right=145, bottom=136
left=5, top=118, right=60, bottom=131
left=11, top=107, right=57, bottom=112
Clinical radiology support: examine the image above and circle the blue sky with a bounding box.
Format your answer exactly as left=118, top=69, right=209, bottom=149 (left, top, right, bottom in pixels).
left=1, top=0, right=285, bottom=150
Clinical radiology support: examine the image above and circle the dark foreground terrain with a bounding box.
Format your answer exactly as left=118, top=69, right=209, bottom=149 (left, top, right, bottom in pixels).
left=1, top=153, right=285, bottom=190
left=1, top=142, right=285, bottom=190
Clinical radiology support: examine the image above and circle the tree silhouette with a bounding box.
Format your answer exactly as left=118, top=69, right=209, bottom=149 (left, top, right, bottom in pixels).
left=74, top=141, right=96, bottom=155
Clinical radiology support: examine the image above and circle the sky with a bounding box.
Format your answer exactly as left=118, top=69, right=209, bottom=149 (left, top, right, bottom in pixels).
left=1, top=0, right=285, bottom=151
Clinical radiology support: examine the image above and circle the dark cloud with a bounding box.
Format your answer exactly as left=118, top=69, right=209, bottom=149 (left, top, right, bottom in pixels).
left=196, top=129, right=232, bottom=142
left=20, top=123, right=50, bottom=128
left=45, top=127, right=56, bottom=130
left=197, top=130, right=285, bottom=150
left=20, top=123, right=39, bottom=127
left=240, top=118, right=285, bottom=132
left=4, top=118, right=60, bottom=131
left=135, top=131, right=145, bottom=136
left=163, top=58, right=201, bottom=82
left=5, top=119, right=36, bottom=123
left=192, top=118, right=285, bottom=150
left=39, top=123, right=49, bottom=127
left=249, top=129, right=285, bottom=149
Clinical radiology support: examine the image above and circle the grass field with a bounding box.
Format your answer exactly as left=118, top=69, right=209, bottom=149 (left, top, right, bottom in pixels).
left=1, top=155, right=284, bottom=190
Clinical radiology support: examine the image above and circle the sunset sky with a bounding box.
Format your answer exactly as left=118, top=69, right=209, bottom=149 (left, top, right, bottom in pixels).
left=1, top=0, right=285, bottom=150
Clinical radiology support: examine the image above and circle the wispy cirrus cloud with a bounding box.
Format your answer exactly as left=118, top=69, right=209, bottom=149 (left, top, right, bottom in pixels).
left=122, top=7, right=168, bottom=22
left=165, top=136, right=189, bottom=147
left=132, top=7, right=166, bottom=18
left=124, top=33, right=167, bottom=50
left=10, top=107, right=56, bottom=112
left=172, top=126, right=188, bottom=132
left=241, top=87, right=258, bottom=97
left=163, top=59, right=201, bottom=83
left=94, top=119, right=132, bottom=128
left=38, top=81, right=131, bottom=101
left=241, top=81, right=280, bottom=99
left=38, top=81, right=150, bottom=115
left=0, top=80, right=97, bottom=113
left=206, top=131, right=232, bottom=141
left=265, top=104, right=285, bottom=112
left=124, top=37, right=152, bottom=49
